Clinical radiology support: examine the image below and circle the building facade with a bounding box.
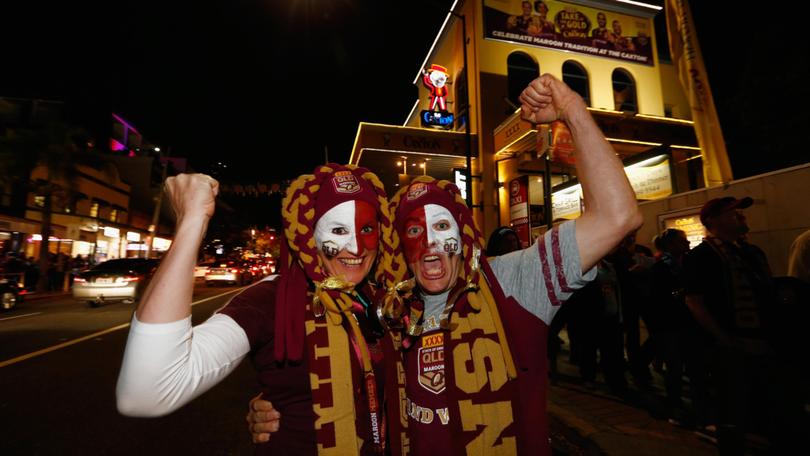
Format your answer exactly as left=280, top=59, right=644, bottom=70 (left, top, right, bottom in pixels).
left=351, top=0, right=708, bottom=242
left=23, top=162, right=171, bottom=262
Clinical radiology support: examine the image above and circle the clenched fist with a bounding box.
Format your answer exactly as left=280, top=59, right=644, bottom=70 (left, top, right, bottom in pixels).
left=519, top=74, right=586, bottom=124
left=164, top=173, right=219, bottom=222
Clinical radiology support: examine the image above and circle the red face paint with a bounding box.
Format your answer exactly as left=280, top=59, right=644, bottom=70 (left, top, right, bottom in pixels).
left=402, top=206, right=429, bottom=264
left=355, top=200, right=379, bottom=256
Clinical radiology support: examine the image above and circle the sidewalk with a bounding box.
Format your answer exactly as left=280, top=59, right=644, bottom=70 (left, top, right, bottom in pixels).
left=19, top=290, right=71, bottom=302
left=546, top=331, right=772, bottom=456
left=547, top=374, right=717, bottom=456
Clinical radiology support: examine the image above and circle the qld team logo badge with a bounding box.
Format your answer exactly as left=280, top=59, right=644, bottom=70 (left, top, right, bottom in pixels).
left=418, top=333, right=445, bottom=394
left=332, top=170, right=361, bottom=194
left=406, top=182, right=428, bottom=201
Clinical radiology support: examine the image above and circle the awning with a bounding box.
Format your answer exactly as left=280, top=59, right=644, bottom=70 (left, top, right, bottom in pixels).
left=350, top=122, right=478, bottom=195
left=493, top=108, right=699, bottom=161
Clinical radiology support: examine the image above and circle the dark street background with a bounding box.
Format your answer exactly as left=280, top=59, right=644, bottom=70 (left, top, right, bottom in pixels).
left=2, top=1, right=807, bottom=181
left=0, top=286, right=259, bottom=454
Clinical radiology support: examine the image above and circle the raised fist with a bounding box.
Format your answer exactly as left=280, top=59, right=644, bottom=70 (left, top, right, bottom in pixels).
left=519, top=74, right=586, bottom=124
left=164, top=173, right=219, bottom=222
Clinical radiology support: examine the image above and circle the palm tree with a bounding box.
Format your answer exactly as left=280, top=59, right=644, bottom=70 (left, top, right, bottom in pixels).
left=0, top=123, right=87, bottom=292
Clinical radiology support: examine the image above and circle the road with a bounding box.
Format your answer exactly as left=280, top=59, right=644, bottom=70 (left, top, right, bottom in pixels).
left=0, top=282, right=603, bottom=455
left=0, top=283, right=259, bottom=455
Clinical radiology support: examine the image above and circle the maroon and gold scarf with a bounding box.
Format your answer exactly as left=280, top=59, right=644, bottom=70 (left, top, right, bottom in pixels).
left=383, top=259, right=555, bottom=456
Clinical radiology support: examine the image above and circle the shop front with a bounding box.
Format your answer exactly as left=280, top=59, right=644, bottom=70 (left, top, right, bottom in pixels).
left=493, top=105, right=695, bottom=244
left=0, top=215, right=40, bottom=257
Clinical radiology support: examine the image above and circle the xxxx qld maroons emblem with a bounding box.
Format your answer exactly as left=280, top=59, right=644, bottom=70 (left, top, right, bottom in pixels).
left=332, top=170, right=361, bottom=194
left=418, top=332, right=445, bottom=394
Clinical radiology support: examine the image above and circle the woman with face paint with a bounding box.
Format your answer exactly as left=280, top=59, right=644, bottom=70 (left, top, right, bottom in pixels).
left=116, top=164, right=406, bottom=455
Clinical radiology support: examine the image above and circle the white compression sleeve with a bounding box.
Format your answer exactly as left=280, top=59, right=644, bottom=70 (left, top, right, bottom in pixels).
left=116, top=312, right=250, bottom=417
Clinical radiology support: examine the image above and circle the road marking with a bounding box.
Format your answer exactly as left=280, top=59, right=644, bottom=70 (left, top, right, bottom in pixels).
left=0, top=312, right=43, bottom=322
left=0, top=288, right=242, bottom=369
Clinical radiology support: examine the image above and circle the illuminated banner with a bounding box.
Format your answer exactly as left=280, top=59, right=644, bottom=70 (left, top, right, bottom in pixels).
left=551, top=184, right=583, bottom=220
left=421, top=64, right=454, bottom=128
left=103, top=227, right=120, bottom=238
left=484, top=0, right=654, bottom=66
left=453, top=169, right=468, bottom=201
left=552, top=156, right=671, bottom=220
left=662, top=214, right=705, bottom=248
left=508, top=176, right=531, bottom=248
left=625, top=156, right=672, bottom=200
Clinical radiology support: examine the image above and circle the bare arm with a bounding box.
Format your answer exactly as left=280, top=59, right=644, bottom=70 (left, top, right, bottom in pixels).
left=136, top=174, right=218, bottom=323
left=116, top=173, right=254, bottom=417
left=520, top=74, right=641, bottom=272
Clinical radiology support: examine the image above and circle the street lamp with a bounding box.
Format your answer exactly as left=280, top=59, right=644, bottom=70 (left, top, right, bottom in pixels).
left=147, top=147, right=168, bottom=259
left=423, top=4, right=471, bottom=208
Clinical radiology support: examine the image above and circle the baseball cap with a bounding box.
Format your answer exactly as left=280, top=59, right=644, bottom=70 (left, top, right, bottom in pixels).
left=699, top=196, right=753, bottom=226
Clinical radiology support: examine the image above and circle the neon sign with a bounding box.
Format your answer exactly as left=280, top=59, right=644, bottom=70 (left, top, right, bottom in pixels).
left=420, top=64, right=454, bottom=129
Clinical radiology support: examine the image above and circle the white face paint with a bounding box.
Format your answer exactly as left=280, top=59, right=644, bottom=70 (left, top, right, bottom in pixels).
left=315, top=201, right=359, bottom=257
left=425, top=204, right=459, bottom=255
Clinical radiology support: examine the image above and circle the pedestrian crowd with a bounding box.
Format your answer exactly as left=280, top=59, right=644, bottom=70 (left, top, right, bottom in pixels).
left=514, top=197, right=809, bottom=455
left=0, top=251, right=91, bottom=291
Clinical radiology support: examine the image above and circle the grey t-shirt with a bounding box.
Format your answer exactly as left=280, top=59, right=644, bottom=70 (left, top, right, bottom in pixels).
left=421, top=220, right=595, bottom=328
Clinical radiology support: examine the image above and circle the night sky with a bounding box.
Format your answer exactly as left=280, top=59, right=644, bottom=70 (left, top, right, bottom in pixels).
left=3, top=1, right=808, bottom=183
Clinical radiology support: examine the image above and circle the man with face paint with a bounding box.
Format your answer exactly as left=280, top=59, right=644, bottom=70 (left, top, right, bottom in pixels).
left=401, top=203, right=463, bottom=294
left=116, top=164, right=404, bottom=455
left=247, top=75, right=642, bottom=455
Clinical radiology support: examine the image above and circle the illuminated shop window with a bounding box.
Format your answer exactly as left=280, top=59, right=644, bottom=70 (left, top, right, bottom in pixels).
left=612, top=68, right=637, bottom=113
left=507, top=52, right=539, bottom=111
left=90, top=202, right=99, bottom=218
left=562, top=61, right=590, bottom=107
left=109, top=209, right=118, bottom=222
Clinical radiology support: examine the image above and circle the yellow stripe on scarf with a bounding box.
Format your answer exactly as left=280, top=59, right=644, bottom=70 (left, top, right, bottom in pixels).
left=306, top=314, right=362, bottom=455
left=451, top=284, right=518, bottom=455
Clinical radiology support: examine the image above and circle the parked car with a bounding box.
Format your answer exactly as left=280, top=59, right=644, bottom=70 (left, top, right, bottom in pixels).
left=0, top=276, right=24, bottom=311
left=205, top=261, right=253, bottom=286
left=73, top=258, right=160, bottom=307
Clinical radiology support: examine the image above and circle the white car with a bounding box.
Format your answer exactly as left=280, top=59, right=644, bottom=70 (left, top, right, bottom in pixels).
left=205, top=261, right=251, bottom=286
left=73, top=258, right=159, bottom=307
left=194, top=261, right=217, bottom=280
